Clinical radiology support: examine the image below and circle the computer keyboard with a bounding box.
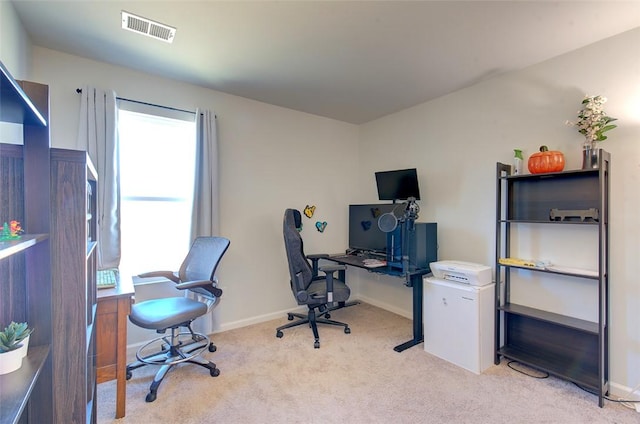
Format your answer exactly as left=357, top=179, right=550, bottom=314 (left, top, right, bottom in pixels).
left=97, top=268, right=119, bottom=289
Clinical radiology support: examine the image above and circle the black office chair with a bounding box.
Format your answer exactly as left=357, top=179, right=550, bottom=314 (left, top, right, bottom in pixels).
left=276, top=209, right=352, bottom=348
left=126, top=236, right=230, bottom=402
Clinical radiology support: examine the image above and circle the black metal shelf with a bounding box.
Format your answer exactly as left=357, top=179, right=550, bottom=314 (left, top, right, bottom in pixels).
left=498, top=345, right=599, bottom=390
left=499, top=219, right=598, bottom=225
left=494, top=158, right=609, bottom=407
left=499, top=168, right=599, bottom=181
left=499, top=303, right=599, bottom=334
left=497, top=263, right=600, bottom=280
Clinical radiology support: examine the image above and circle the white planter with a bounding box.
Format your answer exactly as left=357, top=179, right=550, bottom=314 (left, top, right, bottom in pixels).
left=16, top=334, right=30, bottom=358
left=0, top=348, right=23, bottom=375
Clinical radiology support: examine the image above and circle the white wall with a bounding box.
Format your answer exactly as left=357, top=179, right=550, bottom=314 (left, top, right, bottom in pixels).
left=358, top=28, right=640, bottom=392
left=0, top=0, right=32, bottom=144
left=0, top=0, right=31, bottom=78
left=27, top=47, right=360, bottom=332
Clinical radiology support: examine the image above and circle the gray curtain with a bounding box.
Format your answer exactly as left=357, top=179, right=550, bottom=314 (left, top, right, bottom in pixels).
left=189, top=109, right=219, bottom=335
left=190, top=109, right=219, bottom=239
left=77, top=86, right=120, bottom=269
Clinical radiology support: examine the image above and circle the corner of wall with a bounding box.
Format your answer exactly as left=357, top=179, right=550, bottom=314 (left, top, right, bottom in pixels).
left=0, top=0, right=32, bottom=79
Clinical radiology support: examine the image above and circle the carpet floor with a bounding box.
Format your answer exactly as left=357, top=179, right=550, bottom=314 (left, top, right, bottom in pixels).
left=97, top=302, right=638, bottom=423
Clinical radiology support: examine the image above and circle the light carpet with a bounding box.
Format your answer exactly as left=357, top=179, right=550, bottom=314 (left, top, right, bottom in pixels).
left=97, top=302, right=637, bottom=423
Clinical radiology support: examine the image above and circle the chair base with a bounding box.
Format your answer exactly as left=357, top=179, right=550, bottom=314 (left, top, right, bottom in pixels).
left=322, top=299, right=360, bottom=317
left=126, top=329, right=220, bottom=402
left=275, top=304, right=352, bottom=349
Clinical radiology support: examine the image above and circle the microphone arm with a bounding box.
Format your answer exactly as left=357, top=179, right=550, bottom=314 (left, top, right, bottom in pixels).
left=404, top=197, right=420, bottom=230
left=402, top=197, right=420, bottom=282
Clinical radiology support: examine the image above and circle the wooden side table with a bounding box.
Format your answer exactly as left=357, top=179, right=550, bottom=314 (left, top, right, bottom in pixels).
left=96, top=273, right=134, bottom=419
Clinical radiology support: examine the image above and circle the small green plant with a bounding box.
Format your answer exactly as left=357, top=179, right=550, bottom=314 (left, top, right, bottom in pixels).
left=566, top=95, right=617, bottom=145
left=9, top=321, right=32, bottom=344
left=0, top=322, right=32, bottom=353
left=0, top=326, right=20, bottom=353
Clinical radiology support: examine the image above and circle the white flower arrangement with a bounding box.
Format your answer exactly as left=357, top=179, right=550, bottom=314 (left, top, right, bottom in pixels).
left=566, top=95, right=617, bottom=146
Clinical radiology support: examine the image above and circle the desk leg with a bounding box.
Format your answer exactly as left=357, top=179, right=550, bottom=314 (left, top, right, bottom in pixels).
left=393, top=274, right=423, bottom=352
left=115, top=296, right=131, bottom=418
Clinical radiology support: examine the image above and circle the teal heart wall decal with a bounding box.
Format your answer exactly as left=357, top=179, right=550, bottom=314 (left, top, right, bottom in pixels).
left=315, top=221, right=327, bottom=232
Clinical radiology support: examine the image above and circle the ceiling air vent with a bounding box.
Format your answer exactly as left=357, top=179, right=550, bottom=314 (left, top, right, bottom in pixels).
left=121, top=11, right=176, bottom=43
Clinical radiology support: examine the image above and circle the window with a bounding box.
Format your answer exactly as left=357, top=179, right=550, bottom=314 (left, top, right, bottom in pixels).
left=118, top=103, right=196, bottom=274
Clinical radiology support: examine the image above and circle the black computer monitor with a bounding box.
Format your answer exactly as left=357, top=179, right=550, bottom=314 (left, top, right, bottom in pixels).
left=375, top=168, right=421, bottom=201
left=348, top=203, right=398, bottom=253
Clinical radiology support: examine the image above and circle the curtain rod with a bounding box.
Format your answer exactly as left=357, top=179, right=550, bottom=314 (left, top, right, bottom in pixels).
left=75, top=88, right=196, bottom=115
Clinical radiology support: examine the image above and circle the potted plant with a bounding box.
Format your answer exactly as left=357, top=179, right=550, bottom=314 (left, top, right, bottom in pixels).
left=9, top=322, right=33, bottom=358
left=0, top=322, right=29, bottom=374
left=566, top=95, right=617, bottom=169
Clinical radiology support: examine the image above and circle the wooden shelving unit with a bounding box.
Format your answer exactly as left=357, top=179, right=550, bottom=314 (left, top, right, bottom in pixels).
left=1, top=60, right=98, bottom=424
left=494, top=158, right=610, bottom=407
left=0, top=346, right=49, bottom=423
left=50, top=148, right=98, bottom=423
left=0, top=234, right=47, bottom=260
left=0, top=61, right=53, bottom=424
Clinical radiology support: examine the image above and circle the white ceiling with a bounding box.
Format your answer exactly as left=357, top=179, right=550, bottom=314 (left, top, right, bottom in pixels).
left=11, top=1, right=640, bottom=124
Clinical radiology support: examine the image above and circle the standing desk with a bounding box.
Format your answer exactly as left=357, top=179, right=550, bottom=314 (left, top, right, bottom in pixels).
left=324, top=254, right=432, bottom=352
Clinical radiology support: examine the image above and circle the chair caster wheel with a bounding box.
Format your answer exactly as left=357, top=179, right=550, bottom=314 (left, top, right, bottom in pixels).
left=287, top=314, right=294, bottom=321
left=345, top=327, right=351, bottom=334
left=276, top=330, right=283, bottom=338
left=145, top=391, right=157, bottom=403
left=314, top=341, right=320, bottom=349
left=126, top=370, right=132, bottom=380
left=325, top=313, right=331, bottom=319
left=208, top=342, right=217, bottom=352
left=210, top=368, right=220, bottom=377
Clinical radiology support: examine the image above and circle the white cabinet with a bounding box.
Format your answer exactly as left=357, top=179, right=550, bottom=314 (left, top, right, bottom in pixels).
left=424, top=277, right=494, bottom=374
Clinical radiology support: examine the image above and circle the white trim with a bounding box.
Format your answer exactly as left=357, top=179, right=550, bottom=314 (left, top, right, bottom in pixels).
left=355, top=294, right=411, bottom=320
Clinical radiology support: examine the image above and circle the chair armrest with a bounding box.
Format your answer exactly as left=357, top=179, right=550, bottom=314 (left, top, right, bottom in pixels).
left=319, top=265, right=345, bottom=303
left=307, top=253, right=330, bottom=277
left=319, top=265, right=345, bottom=274
left=307, top=254, right=329, bottom=260
left=324, top=271, right=335, bottom=303
left=293, top=272, right=309, bottom=303
left=176, top=279, right=223, bottom=298
left=137, top=270, right=180, bottom=283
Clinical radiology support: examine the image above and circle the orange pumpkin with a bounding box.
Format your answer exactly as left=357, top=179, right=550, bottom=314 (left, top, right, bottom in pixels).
left=527, top=145, right=565, bottom=174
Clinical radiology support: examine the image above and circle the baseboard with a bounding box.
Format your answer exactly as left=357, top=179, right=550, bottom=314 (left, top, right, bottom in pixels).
left=125, top=299, right=396, bottom=355
left=124, top=305, right=308, bottom=357
left=215, top=297, right=413, bottom=333
left=355, top=295, right=412, bottom=320
left=609, top=381, right=640, bottom=402
left=215, top=305, right=307, bottom=333
left=211, top=297, right=411, bottom=333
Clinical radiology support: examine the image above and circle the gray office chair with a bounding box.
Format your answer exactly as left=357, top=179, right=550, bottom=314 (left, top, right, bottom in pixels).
left=126, top=236, right=230, bottom=402
left=276, top=209, right=351, bottom=348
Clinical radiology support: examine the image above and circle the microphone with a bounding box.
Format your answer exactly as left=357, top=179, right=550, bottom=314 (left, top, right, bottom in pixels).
left=404, top=197, right=420, bottom=231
